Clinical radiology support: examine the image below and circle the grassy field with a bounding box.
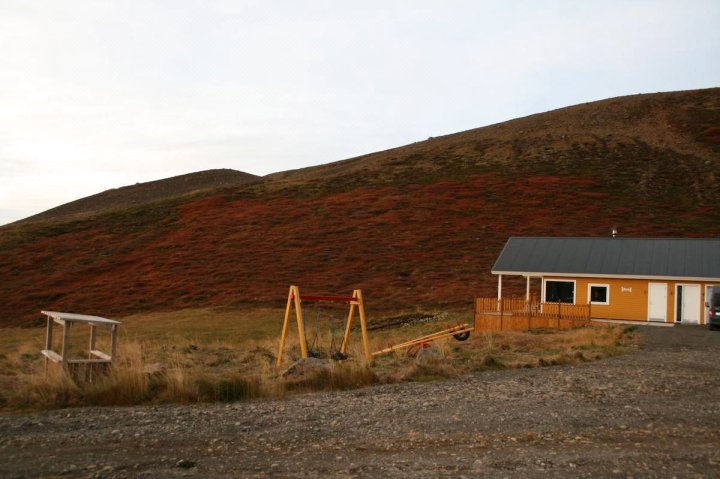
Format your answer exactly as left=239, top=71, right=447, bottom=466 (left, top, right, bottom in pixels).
left=0, top=307, right=637, bottom=411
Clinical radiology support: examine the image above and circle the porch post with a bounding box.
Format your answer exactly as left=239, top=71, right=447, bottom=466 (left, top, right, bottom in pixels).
left=497, top=274, right=503, bottom=312
left=526, top=276, right=531, bottom=301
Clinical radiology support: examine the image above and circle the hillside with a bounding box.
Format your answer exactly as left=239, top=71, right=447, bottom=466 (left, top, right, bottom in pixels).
left=12, top=169, right=260, bottom=225
left=1, top=88, right=719, bottom=326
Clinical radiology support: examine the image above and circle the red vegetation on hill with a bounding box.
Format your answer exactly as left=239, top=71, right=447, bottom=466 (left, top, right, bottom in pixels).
left=1, top=88, right=719, bottom=326
left=2, top=171, right=717, bottom=326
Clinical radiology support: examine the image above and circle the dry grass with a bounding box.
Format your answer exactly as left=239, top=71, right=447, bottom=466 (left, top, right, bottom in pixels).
left=372, top=322, right=638, bottom=382
left=0, top=307, right=637, bottom=411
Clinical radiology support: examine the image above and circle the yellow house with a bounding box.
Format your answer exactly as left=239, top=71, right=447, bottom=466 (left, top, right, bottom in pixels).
left=492, top=237, right=720, bottom=325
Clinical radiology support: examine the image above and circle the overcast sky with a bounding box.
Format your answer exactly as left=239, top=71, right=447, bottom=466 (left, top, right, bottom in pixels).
left=1, top=1, right=719, bottom=225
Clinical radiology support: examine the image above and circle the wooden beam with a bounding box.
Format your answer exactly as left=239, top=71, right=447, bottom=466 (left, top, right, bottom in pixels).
left=90, top=350, right=111, bottom=361
left=65, top=358, right=112, bottom=364
left=299, top=295, right=356, bottom=303
left=372, top=324, right=472, bottom=356
left=41, top=349, right=62, bottom=363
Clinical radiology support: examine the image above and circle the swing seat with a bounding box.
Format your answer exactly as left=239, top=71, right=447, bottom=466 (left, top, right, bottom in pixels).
left=308, top=350, right=325, bottom=359
left=453, top=331, right=471, bottom=341
left=330, top=351, right=348, bottom=361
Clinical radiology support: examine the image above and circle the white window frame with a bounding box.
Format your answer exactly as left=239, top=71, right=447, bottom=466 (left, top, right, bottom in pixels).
left=542, top=279, right=576, bottom=305
left=588, top=283, right=610, bottom=305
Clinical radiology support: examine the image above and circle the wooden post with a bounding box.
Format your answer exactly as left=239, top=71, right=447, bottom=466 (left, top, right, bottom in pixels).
left=527, top=299, right=531, bottom=331
left=44, top=315, right=53, bottom=373
left=499, top=295, right=504, bottom=331
left=340, top=301, right=356, bottom=355
left=497, top=275, right=503, bottom=310
left=60, top=320, right=70, bottom=367
left=276, top=285, right=309, bottom=367
left=277, top=286, right=298, bottom=367
left=354, top=289, right=371, bottom=361
left=557, top=302, right=561, bottom=329
left=110, top=324, right=118, bottom=361
left=45, top=315, right=54, bottom=350
left=526, top=276, right=531, bottom=301
left=473, top=298, right=478, bottom=332
left=89, top=324, right=97, bottom=359
left=293, top=287, right=307, bottom=359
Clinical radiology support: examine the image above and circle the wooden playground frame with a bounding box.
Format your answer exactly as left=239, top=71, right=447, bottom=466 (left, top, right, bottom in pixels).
left=276, top=285, right=370, bottom=367
left=40, top=310, right=120, bottom=380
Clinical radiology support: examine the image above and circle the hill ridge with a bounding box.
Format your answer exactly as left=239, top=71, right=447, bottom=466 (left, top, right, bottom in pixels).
left=11, top=168, right=260, bottom=226
left=266, top=87, right=719, bottom=186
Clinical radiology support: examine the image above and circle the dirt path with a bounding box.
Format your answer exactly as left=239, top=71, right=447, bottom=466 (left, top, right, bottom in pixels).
left=2, top=325, right=720, bottom=478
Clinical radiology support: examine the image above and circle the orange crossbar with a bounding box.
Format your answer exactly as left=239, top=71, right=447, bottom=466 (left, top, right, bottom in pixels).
left=298, top=295, right=357, bottom=303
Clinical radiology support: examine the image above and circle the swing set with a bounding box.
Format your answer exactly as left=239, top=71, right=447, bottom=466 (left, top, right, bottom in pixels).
left=276, top=285, right=370, bottom=368
left=276, top=285, right=474, bottom=368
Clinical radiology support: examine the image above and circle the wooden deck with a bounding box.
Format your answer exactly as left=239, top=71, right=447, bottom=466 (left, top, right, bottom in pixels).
left=474, top=298, right=591, bottom=332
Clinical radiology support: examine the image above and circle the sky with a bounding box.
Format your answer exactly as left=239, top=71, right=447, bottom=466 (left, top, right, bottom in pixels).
left=1, top=1, right=719, bottom=225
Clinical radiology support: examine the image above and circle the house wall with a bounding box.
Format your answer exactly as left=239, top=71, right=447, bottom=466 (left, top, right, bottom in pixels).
left=543, top=276, right=718, bottom=324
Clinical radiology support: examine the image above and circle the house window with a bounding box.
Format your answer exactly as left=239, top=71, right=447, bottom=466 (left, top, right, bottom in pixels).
left=545, top=280, right=575, bottom=304
left=588, top=284, right=610, bottom=305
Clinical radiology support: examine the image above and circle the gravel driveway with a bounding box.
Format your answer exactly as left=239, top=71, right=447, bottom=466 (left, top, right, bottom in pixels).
left=2, top=324, right=719, bottom=478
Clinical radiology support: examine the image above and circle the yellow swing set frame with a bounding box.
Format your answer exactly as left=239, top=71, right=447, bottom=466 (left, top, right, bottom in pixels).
left=276, top=285, right=371, bottom=368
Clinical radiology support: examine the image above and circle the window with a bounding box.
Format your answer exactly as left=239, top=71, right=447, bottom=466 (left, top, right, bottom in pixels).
left=545, top=280, right=575, bottom=304
left=588, top=284, right=610, bottom=305
left=710, top=285, right=720, bottom=308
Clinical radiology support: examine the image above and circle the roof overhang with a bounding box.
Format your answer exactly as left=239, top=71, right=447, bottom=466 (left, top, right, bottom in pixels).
left=491, top=271, right=720, bottom=283
left=41, top=310, right=121, bottom=326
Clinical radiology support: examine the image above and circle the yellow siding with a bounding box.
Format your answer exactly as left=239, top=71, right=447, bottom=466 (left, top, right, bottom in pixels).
left=576, top=278, right=649, bottom=321
left=544, top=277, right=714, bottom=324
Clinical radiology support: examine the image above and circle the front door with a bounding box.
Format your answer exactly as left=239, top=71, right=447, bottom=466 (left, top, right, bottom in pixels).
left=648, top=283, right=667, bottom=322
left=676, top=284, right=701, bottom=324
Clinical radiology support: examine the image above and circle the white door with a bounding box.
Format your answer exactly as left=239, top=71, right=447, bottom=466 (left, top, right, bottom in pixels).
left=648, top=283, right=667, bottom=322
left=677, top=284, right=701, bottom=324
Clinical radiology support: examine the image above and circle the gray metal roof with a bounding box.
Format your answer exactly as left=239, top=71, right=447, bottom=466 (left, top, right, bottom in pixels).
left=492, top=237, right=720, bottom=280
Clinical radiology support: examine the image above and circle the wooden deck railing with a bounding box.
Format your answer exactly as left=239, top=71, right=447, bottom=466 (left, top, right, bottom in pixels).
left=474, top=298, right=591, bottom=332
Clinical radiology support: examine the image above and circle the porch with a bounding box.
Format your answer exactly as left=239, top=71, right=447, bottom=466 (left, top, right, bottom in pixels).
left=474, top=297, right=592, bottom=332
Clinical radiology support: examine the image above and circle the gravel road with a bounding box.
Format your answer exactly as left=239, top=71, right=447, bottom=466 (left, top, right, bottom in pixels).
left=2, top=324, right=719, bottom=478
